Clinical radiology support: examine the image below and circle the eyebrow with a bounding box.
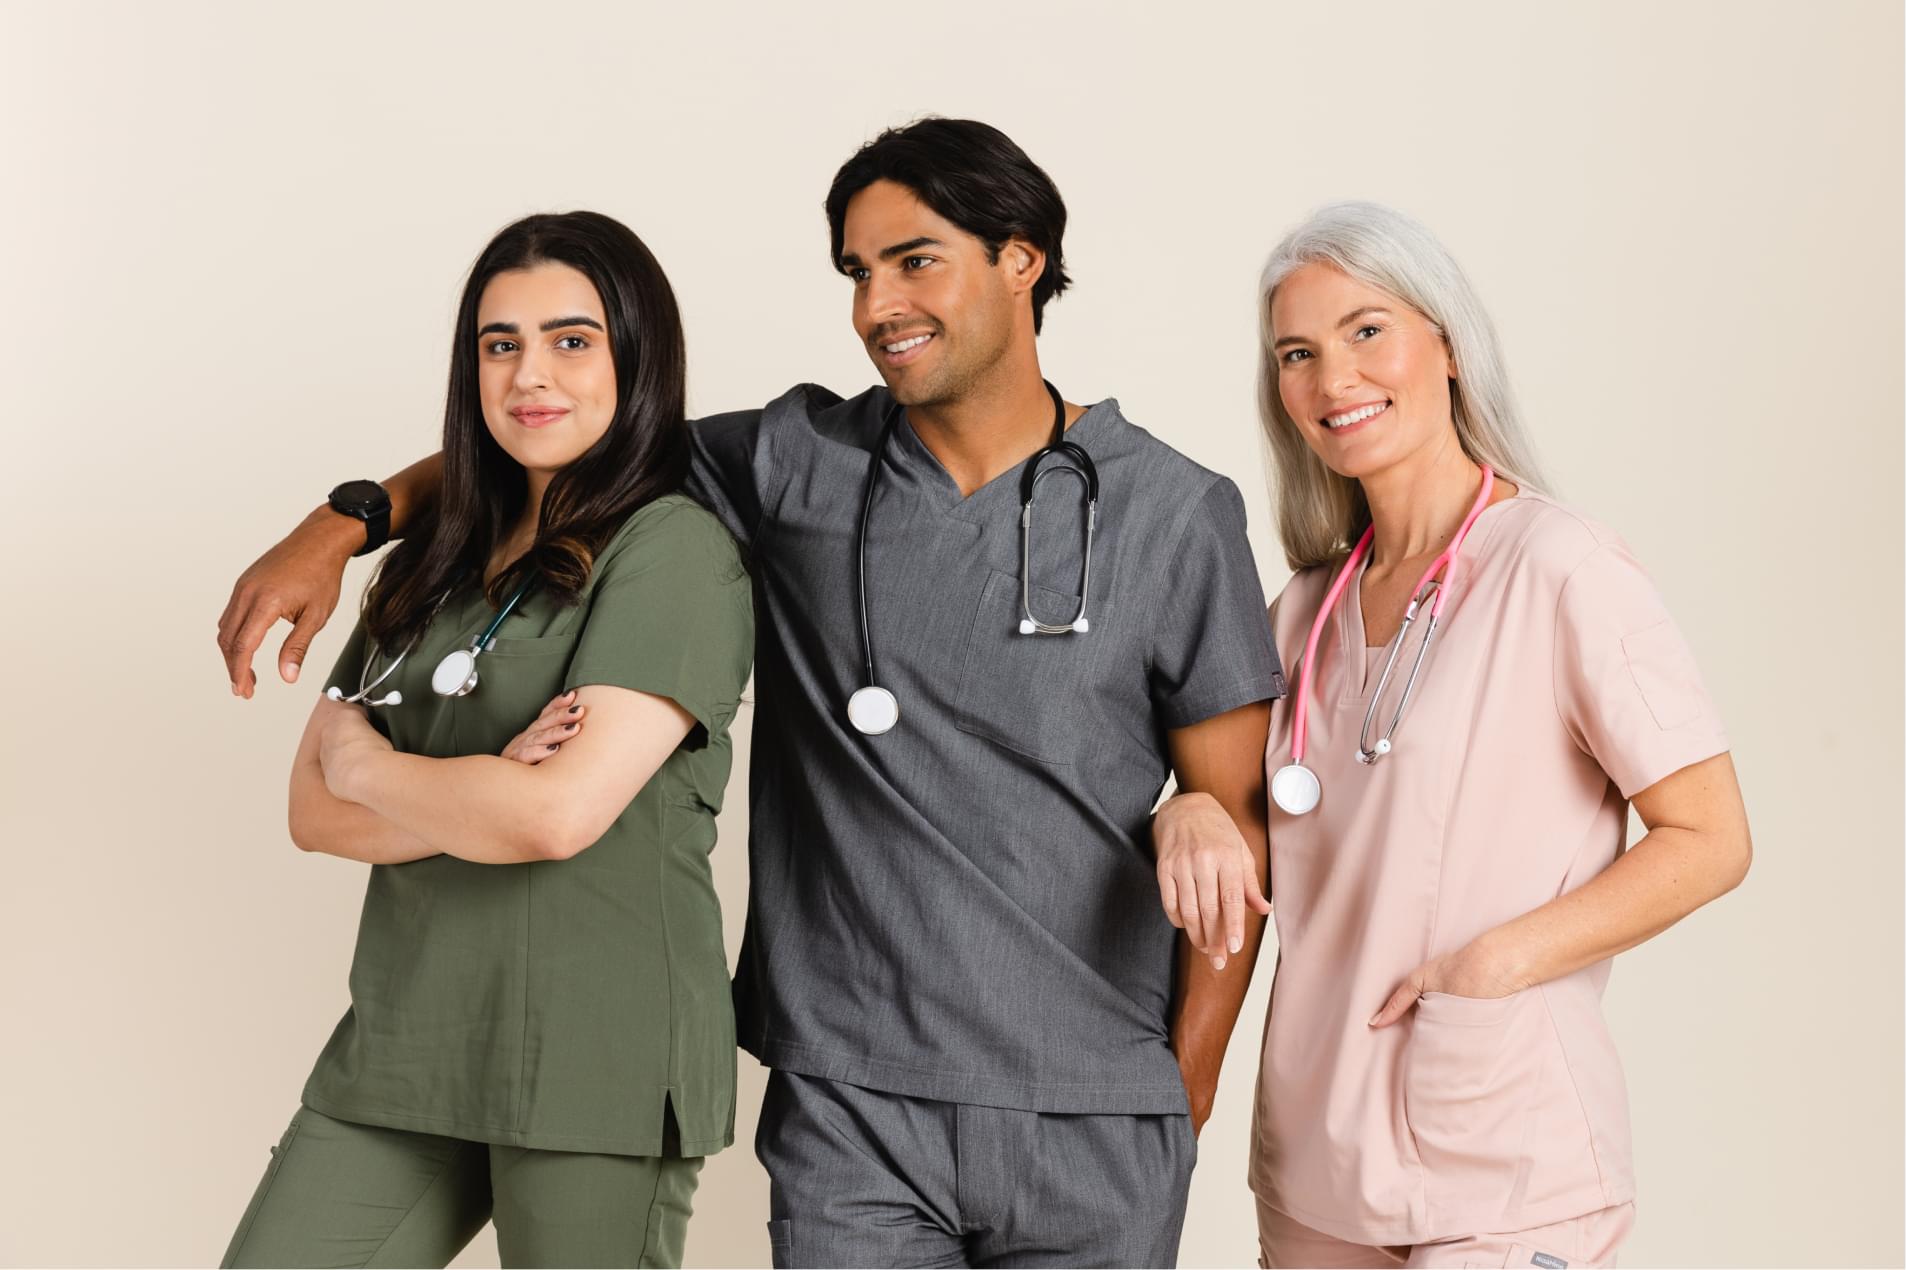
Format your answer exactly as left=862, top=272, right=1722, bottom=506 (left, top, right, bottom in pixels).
left=476, top=315, right=606, bottom=337
left=838, top=236, right=946, bottom=270
left=1271, top=305, right=1395, bottom=350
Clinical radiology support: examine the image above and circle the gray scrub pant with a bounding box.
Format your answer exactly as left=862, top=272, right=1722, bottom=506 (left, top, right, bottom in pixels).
left=220, top=1105, right=703, bottom=1269
left=755, top=1071, right=1197, bottom=1269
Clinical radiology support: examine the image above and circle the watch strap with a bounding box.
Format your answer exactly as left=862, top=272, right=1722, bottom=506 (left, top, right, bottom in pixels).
left=355, top=503, right=391, bottom=557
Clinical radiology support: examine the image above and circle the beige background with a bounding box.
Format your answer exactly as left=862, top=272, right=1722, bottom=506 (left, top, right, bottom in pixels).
left=2, top=1, right=1900, bottom=1266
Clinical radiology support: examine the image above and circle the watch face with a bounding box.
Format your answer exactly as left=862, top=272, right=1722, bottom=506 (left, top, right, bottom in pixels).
left=330, top=479, right=388, bottom=514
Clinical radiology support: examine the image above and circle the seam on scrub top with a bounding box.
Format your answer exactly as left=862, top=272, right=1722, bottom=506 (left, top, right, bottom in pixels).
left=761, top=1038, right=1189, bottom=1095
left=514, top=860, right=533, bottom=1132
left=300, top=1093, right=683, bottom=1154
left=659, top=797, right=680, bottom=1102
left=1166, top=670, right=1289, bottom=727
left=1422, top=505, right=1546, bottom=1016
left=755, top=388, right=804, bottom=555
left=1133, top=474, right=1223, bottom=676
left=1548, top=542, right=1612, bottom=753
left=1536, top=983, right=1614, bottom=1202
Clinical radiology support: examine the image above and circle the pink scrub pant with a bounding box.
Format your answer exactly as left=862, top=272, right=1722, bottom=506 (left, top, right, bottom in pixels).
left=1255, top=1196, right=1635, bottom=1269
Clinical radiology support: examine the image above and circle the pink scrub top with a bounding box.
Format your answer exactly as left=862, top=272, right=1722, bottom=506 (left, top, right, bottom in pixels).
left=1249, top=490, right=1729, bottom=1245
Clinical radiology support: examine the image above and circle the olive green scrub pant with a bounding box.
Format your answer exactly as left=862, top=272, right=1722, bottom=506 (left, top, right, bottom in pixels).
left=221, top=1106, right=703, bottom=1269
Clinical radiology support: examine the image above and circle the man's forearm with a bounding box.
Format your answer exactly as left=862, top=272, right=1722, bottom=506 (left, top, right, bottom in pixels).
left=299, top=453, right=445, bottom=561
left=383, top=452, right=443, bottom=540
left=1170, top=909, right=1268, bottom=1120
left=1164, top=757, right=1272, bottom=1126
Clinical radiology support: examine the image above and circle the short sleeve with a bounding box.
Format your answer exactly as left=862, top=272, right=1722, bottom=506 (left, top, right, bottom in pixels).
left=1553, top=541, right=1727, bottom=798
left=684, top=407, right=779, bottom=553
left=1147, top=479, right=1287, bottom=729
left=564, top=501, right=755, bottom=747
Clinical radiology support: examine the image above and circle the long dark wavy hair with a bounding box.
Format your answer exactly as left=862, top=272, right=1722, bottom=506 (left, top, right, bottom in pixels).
left=364, top=211, right=689, bottom=651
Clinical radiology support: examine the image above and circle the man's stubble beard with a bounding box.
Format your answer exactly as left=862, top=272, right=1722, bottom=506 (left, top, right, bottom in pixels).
left=886, top=316, right=1014, bottom=411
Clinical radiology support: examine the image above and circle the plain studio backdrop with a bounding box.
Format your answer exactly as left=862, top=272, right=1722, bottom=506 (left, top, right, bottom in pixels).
left=2, top=2, right=1899, bottom=1266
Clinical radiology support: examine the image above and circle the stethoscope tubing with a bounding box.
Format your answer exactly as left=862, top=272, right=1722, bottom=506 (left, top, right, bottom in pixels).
left=1288, top=465, right=1495, bottom=767
left=339, top=577, right=535, bottom=708
left=851, top=381, right=1095, bottom=732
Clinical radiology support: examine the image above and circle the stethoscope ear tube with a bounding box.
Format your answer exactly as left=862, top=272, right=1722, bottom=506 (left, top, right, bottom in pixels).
left=849, top=381, right=1094, bottom=735
left=1018, top=457, right=1097, bottom=636
left=1278, top=466, right=1496, bottom=814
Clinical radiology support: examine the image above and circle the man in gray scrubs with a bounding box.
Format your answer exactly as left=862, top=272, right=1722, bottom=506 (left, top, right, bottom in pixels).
left=218, top=118, right=1282, bottom=1267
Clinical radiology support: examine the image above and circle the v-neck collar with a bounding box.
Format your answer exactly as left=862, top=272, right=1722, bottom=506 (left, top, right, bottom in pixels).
left=1337, top=487, right=1526, bottom=700
left=892, top=396, right=1118, bottom=518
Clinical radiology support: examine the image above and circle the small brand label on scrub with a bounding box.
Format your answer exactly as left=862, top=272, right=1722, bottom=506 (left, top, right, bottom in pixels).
left=1530, top=1254, right=1567, bottom=1269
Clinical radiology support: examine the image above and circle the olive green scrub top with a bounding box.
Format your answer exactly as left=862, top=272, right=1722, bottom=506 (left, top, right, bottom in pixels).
left=304, top=495, right=753, bottom=1158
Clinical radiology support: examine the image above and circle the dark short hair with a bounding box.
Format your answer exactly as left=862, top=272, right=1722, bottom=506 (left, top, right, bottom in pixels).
left=825, top=117, right=1071, bottom=334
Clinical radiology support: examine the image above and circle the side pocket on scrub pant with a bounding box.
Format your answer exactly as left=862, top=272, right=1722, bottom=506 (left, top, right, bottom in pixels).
left=766, top=1218, right=793, bottom=1270
left=1403, top=991, right=1541, bottom=1218
left=219, top=1111, right=304, bottom=1268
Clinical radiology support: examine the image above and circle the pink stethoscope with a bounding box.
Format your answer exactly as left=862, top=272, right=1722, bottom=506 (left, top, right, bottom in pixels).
left=1270, top=466, right=1495, bottom=816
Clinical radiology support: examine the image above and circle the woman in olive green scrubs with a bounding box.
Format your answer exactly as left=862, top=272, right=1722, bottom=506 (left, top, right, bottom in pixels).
left=222, top=212, right=752, bottom=1269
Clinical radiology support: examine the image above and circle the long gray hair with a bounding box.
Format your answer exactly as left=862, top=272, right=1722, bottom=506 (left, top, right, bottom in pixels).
left=1257, top=201, right=1547, bottom=570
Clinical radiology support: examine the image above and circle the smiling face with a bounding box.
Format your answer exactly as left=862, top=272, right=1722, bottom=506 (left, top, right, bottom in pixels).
left=474, top=262, right=617, bottom=480
left=1269, top=262, right=1457, bottom=481
left=838, top=179, right=1032, bottom=408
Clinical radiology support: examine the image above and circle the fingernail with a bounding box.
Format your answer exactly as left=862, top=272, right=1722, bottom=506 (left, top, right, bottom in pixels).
left=1228, top=936, right=1242, bottom=954
left=284, top=664, right=300, bottom=682
left=547, top=744, right=559, bottom=752
left=1366, top=1015, right=1380, bottom=1027
left=568, top=705, right=582, bottom=715
left=1213, top=955, right=1227, bottom=971
left=564, top=723, right=577, bottom=732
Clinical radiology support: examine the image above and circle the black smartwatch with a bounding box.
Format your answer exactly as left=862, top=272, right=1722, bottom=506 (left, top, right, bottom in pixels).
left=328, top=479, right=392, bottom=557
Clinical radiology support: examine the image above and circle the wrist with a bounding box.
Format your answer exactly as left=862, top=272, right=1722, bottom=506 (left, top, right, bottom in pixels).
left=325, top=479, right=392, bottom=557
left=1472, top=925, right=1535, bottom=991
left=304, top=501, right=371, bottom=558
left=1158, top=789, right=1220, bottom=824
left=328, top=738, right=378, bottom=803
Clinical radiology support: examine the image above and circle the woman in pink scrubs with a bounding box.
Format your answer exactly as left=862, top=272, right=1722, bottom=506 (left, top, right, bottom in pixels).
left=1152, top=203, right=1753, bottom=1268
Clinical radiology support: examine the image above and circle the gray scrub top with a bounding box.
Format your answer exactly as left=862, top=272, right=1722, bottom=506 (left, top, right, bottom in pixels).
left=687, top=385, right=1285, bottom=1114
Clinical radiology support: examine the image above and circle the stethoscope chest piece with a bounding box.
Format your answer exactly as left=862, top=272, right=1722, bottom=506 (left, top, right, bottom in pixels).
left=432, top=647, right=481, bottom=698
left=1271, top=763, right=1322, bottom=816
left=847, top=685, right=899, bottom=736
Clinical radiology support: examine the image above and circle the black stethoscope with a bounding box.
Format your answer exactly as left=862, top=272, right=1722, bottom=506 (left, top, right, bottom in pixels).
left=846, top=381, right=1099, bottom=736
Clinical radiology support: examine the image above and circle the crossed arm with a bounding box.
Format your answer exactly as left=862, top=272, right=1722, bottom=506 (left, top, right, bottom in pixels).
left=289, top=683, right=694, bottom=866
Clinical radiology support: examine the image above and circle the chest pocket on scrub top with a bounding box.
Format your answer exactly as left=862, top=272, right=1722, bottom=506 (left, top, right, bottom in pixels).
left=451, top=630, right=580, bottom=757
left=953, top=569, right=1094, bottom=764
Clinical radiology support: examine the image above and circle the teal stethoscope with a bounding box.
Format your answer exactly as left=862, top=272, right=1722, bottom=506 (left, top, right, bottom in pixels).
left=326, top=580, right=535, bottom=708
